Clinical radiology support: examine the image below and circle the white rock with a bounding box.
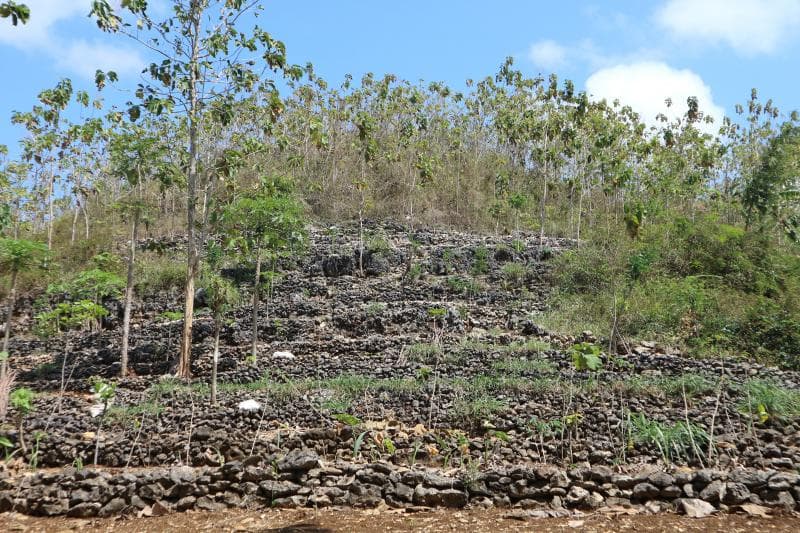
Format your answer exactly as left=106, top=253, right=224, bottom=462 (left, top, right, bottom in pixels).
left=273, top=351, right=295, bottom=360
left=89, top=404, right=106, bottom=418
left=238, top=399, right=262, bottom=412
left=678, top=498, right=716, bottom=518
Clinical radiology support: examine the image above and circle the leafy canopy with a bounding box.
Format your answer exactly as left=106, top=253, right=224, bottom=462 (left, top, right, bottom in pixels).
left=0, top=238, right=48, bottom=272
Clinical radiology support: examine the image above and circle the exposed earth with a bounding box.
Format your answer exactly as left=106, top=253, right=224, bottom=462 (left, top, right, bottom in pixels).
left=4, top=507, right=800, bottom=533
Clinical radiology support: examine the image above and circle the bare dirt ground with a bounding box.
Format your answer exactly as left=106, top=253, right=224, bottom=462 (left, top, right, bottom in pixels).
left=3, top=508, right=800, bottom=533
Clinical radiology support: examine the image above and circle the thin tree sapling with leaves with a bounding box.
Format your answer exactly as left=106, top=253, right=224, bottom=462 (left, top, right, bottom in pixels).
left=91, top=0, right=303, bottom=378
left=200, top=255, right=239, bottom=405
left=220, top=176, right=305, bottom=361
left=109, top=120, right=178, bottom=376
left=0, top=238, right=48, bottom=381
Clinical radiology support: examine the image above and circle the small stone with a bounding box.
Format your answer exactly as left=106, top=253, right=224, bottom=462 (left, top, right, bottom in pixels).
left=768, top=472, right=799, bottom=491
left=98, top=497, right=127, bottom=517
left=565, top=486, right=589, bottom=507
left=277, top=450, right=320, bottom=472
left=722, top=482, right=750, bottom=505
left=700, top=480, right=725, bottom=503
left=677, top=498, right=716, bottom=518
left=67, top=502, right=101, bottom=518
left=632, top=482, right=660, bottom=501
left=413, top=485, right=467, bottom=507
left=647, top=472, right=675, bottom=488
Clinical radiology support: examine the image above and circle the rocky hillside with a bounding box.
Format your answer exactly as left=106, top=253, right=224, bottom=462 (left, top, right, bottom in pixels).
left=1, top=224, right=799, bottom=518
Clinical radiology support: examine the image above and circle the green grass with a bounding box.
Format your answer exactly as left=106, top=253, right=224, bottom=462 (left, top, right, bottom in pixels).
left=364, top=301, right=387, bottom=316
left=219, top=374, right=421, bottom=400
left=453, top=395, right=507, bottom=425
left=107, top=400, right=165, bottom=425
left=445, top=276, right=484, bottom=297
left=135, top=254, right=187, bottom=297
left=491, top=357, right=556, bottom=374
left=406, top=342, right=442, bottom=363
left=501, top=262, right=528, bottom=288
left=737, top=379, right=800, bottom=421
left=630, top=412, right=711, bottom=464
left=659, top=375, right=715, bottom=399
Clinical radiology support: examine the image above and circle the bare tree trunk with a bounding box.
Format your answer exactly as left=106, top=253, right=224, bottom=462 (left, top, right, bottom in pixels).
left=211, top=318, right=220, bottom=405
left=177, top=6, right=202, bottom=379
left=47, top=171, right=54, bottom=251
left=83, top=200, right=90, bottom=240
left=120, top=210, right=139, bottom=377
left=1, top=270, right=18, bottom=381
left=251, top=245, right=262, bottom=360
left=71, top=204, right=79, bottom=245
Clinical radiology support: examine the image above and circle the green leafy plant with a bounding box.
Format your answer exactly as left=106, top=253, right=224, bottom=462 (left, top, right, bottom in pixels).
left=471, top=245, right=489, bottom=275
left=9, top=387, right=35, bottom=453
left=34, top=300, right=108, bottom=336
left=90, top=378, right=117, bottom=465
left=570, top=342, right=603, bottom=372
left=333, top=413, right=361, bottom=426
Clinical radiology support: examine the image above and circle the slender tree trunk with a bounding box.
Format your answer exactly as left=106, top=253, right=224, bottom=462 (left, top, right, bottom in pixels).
left=211, top=317, right=220, bottom=405
left=17, top=414, right=26, bottom=453
left=83, top=199, right=90, bottom=240
left=251, top=245, right=262, bottom=360
left=1, top=269, right=18, bottom=381
left=71, top=204, right=79, bottom=245
left=120, top=210, right=139, bottom=377
left=47, top=170, right=54, bottom=251
left=177, top=6, right=202, bottom=379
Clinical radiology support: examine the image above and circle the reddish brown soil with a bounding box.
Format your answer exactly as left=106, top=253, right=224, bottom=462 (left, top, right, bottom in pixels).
left=3, top=508, right=800, bottom=533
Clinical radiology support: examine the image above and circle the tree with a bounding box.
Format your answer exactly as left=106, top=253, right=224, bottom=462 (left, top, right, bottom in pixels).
left=109, top=120, right=178, bottom=376
left=0, top=238, right=47, bottom=380
left=201, top=266, right=238, bottom=405
left=0, top=1, right=28, bottom=25
left=742, top=123, right=800, bottom=242
left=221, top=176, right=305, bottom=361
left=91, top=0, right=300, bottom=378
left=11, top=79, right=74, bottom=251
left=8, top=387, right=34, bottom=453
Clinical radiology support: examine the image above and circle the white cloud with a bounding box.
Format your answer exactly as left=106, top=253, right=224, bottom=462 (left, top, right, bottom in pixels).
left=0, top=0, right=144, bottom=78
left=56, top=40, right=144, bottom=77
left=585, top=61, right=724, bottom=134
left=528, top=40, right=568, bottom=70
left=0, top=0, right=87, bottom=47
left=656, top=0, right=800, bottom=55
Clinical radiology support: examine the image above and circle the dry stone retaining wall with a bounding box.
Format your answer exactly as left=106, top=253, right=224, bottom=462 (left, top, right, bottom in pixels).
left=1, top=451, right=798, bottom=517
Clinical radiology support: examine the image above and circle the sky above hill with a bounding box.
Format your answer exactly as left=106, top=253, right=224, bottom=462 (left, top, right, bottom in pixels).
left=1, top=0, right=798, bottom=155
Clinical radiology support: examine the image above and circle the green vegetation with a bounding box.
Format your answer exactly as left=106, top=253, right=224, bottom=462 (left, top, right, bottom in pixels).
left=471, top=246, right=490, bottom=276
left=445, top=276, right=484, bottom=297
left=738, top=380, right=800, bottom=422
left=135, top=255, right=187, bottom=297
left=500, top=262, right=527, bottom=289
left=491, top=357, right=556, bottom=375
left=630, top=413, right=711, bottom=465
left=0, top=0, right=798, bottom=407
left=570, top=342, right=603, bottom=372
left=453, top=395, right=507, bottom=426
left=547, top=216, right=800, bottom=369
left=9, top=387, right=35, bottom=452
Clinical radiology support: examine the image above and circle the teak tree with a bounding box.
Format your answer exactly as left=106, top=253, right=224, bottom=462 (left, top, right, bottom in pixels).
left=0, top=238, right=48, bottom=380
left=92, top=0, right=301, bottom=377
left=221, top=176, right=305, bottom=361
left=109, top=118, right=179, bottom=376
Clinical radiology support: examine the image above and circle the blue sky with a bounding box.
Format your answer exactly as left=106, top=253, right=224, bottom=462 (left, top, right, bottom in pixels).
left=1, top=0, right=799, bottom=155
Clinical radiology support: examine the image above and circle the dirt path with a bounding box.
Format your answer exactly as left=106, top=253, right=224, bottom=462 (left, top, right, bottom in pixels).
left=3, top=508, right=800, bottom=533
